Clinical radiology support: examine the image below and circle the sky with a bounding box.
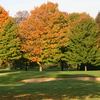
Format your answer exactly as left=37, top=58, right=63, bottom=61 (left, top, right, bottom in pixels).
left=0, top=0, right=100, bottom=18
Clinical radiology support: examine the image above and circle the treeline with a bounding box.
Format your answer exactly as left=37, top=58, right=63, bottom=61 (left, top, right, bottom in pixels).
left=0, top=2, right=100, bottom=71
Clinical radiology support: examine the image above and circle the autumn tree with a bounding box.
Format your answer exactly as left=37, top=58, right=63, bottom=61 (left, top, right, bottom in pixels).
left=19, top=2, right=69, bottom=71
left=0, top=6, right=21, bottom=67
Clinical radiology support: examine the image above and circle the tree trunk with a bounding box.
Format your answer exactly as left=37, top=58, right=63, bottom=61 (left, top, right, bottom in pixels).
left=7, top=61, right=12, bottom=68
left=25, top=66, right=28, bottom=71
left=77, top=65, right=80, bottom=70
left=37, top=62, right=43, bottom=72
left=85, top=65, right=87, bottom=71
left=60, top=60, right=64, bottom=71
left=61, top=66, right=64, bottom=71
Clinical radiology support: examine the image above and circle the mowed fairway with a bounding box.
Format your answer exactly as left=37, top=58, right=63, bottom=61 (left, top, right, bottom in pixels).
left=0, top=70, right=100, bottom=100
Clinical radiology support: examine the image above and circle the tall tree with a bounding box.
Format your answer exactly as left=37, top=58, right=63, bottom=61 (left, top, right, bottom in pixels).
left=0, top=6, right=21, bottom=67
left=19, top=2, right=69, bottom=71
left=65, top=17, right=100, bottom=71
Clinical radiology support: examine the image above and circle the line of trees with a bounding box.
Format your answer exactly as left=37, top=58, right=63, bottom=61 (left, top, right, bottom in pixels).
left=0, top=2, right=100, bottom=71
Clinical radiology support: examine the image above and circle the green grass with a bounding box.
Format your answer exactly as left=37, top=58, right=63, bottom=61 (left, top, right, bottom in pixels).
left=0, top=70, right=100, bottom=100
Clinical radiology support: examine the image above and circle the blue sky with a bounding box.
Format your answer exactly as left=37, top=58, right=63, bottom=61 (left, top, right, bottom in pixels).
left=0, top=0, right=100, bottom=18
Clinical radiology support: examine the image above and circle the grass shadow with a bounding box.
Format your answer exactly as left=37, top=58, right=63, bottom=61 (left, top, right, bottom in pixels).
left=0, top=79, right=100, bottom=100
left=55, top=74, right=96, bottom=78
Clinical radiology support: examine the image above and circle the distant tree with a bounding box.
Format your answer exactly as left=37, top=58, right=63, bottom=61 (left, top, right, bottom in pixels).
left=65, top=17, right=100, bottom=71
left=0, top=6, right=21, bottom=67
left=14, top=10, right=29, bottom=23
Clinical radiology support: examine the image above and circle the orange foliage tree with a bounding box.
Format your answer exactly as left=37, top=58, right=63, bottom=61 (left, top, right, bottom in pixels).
left=19, top=2, right=70, bottom=71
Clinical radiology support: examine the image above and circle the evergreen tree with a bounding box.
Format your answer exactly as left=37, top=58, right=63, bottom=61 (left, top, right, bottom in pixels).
left=65, top=17, right=100, bottom=71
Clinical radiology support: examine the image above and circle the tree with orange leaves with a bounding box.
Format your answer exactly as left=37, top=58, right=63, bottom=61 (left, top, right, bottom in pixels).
left=19, top=2, right=69, bottom=71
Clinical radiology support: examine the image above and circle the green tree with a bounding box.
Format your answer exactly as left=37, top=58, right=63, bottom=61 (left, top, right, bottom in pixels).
left=96, top=12, right=100, bottom=30
left=65, top=17, right=100, bottom=71
left=95, top=12, right=100, bottom=46
left=0, top=6, right=21, bottom=67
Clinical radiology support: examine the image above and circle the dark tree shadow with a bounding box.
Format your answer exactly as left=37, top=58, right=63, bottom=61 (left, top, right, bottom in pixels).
left=56, top=74, right=96, bottom=78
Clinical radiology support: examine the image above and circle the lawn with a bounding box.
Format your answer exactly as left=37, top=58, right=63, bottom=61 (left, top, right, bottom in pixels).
left=0, top=70, right=100, bottom=100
